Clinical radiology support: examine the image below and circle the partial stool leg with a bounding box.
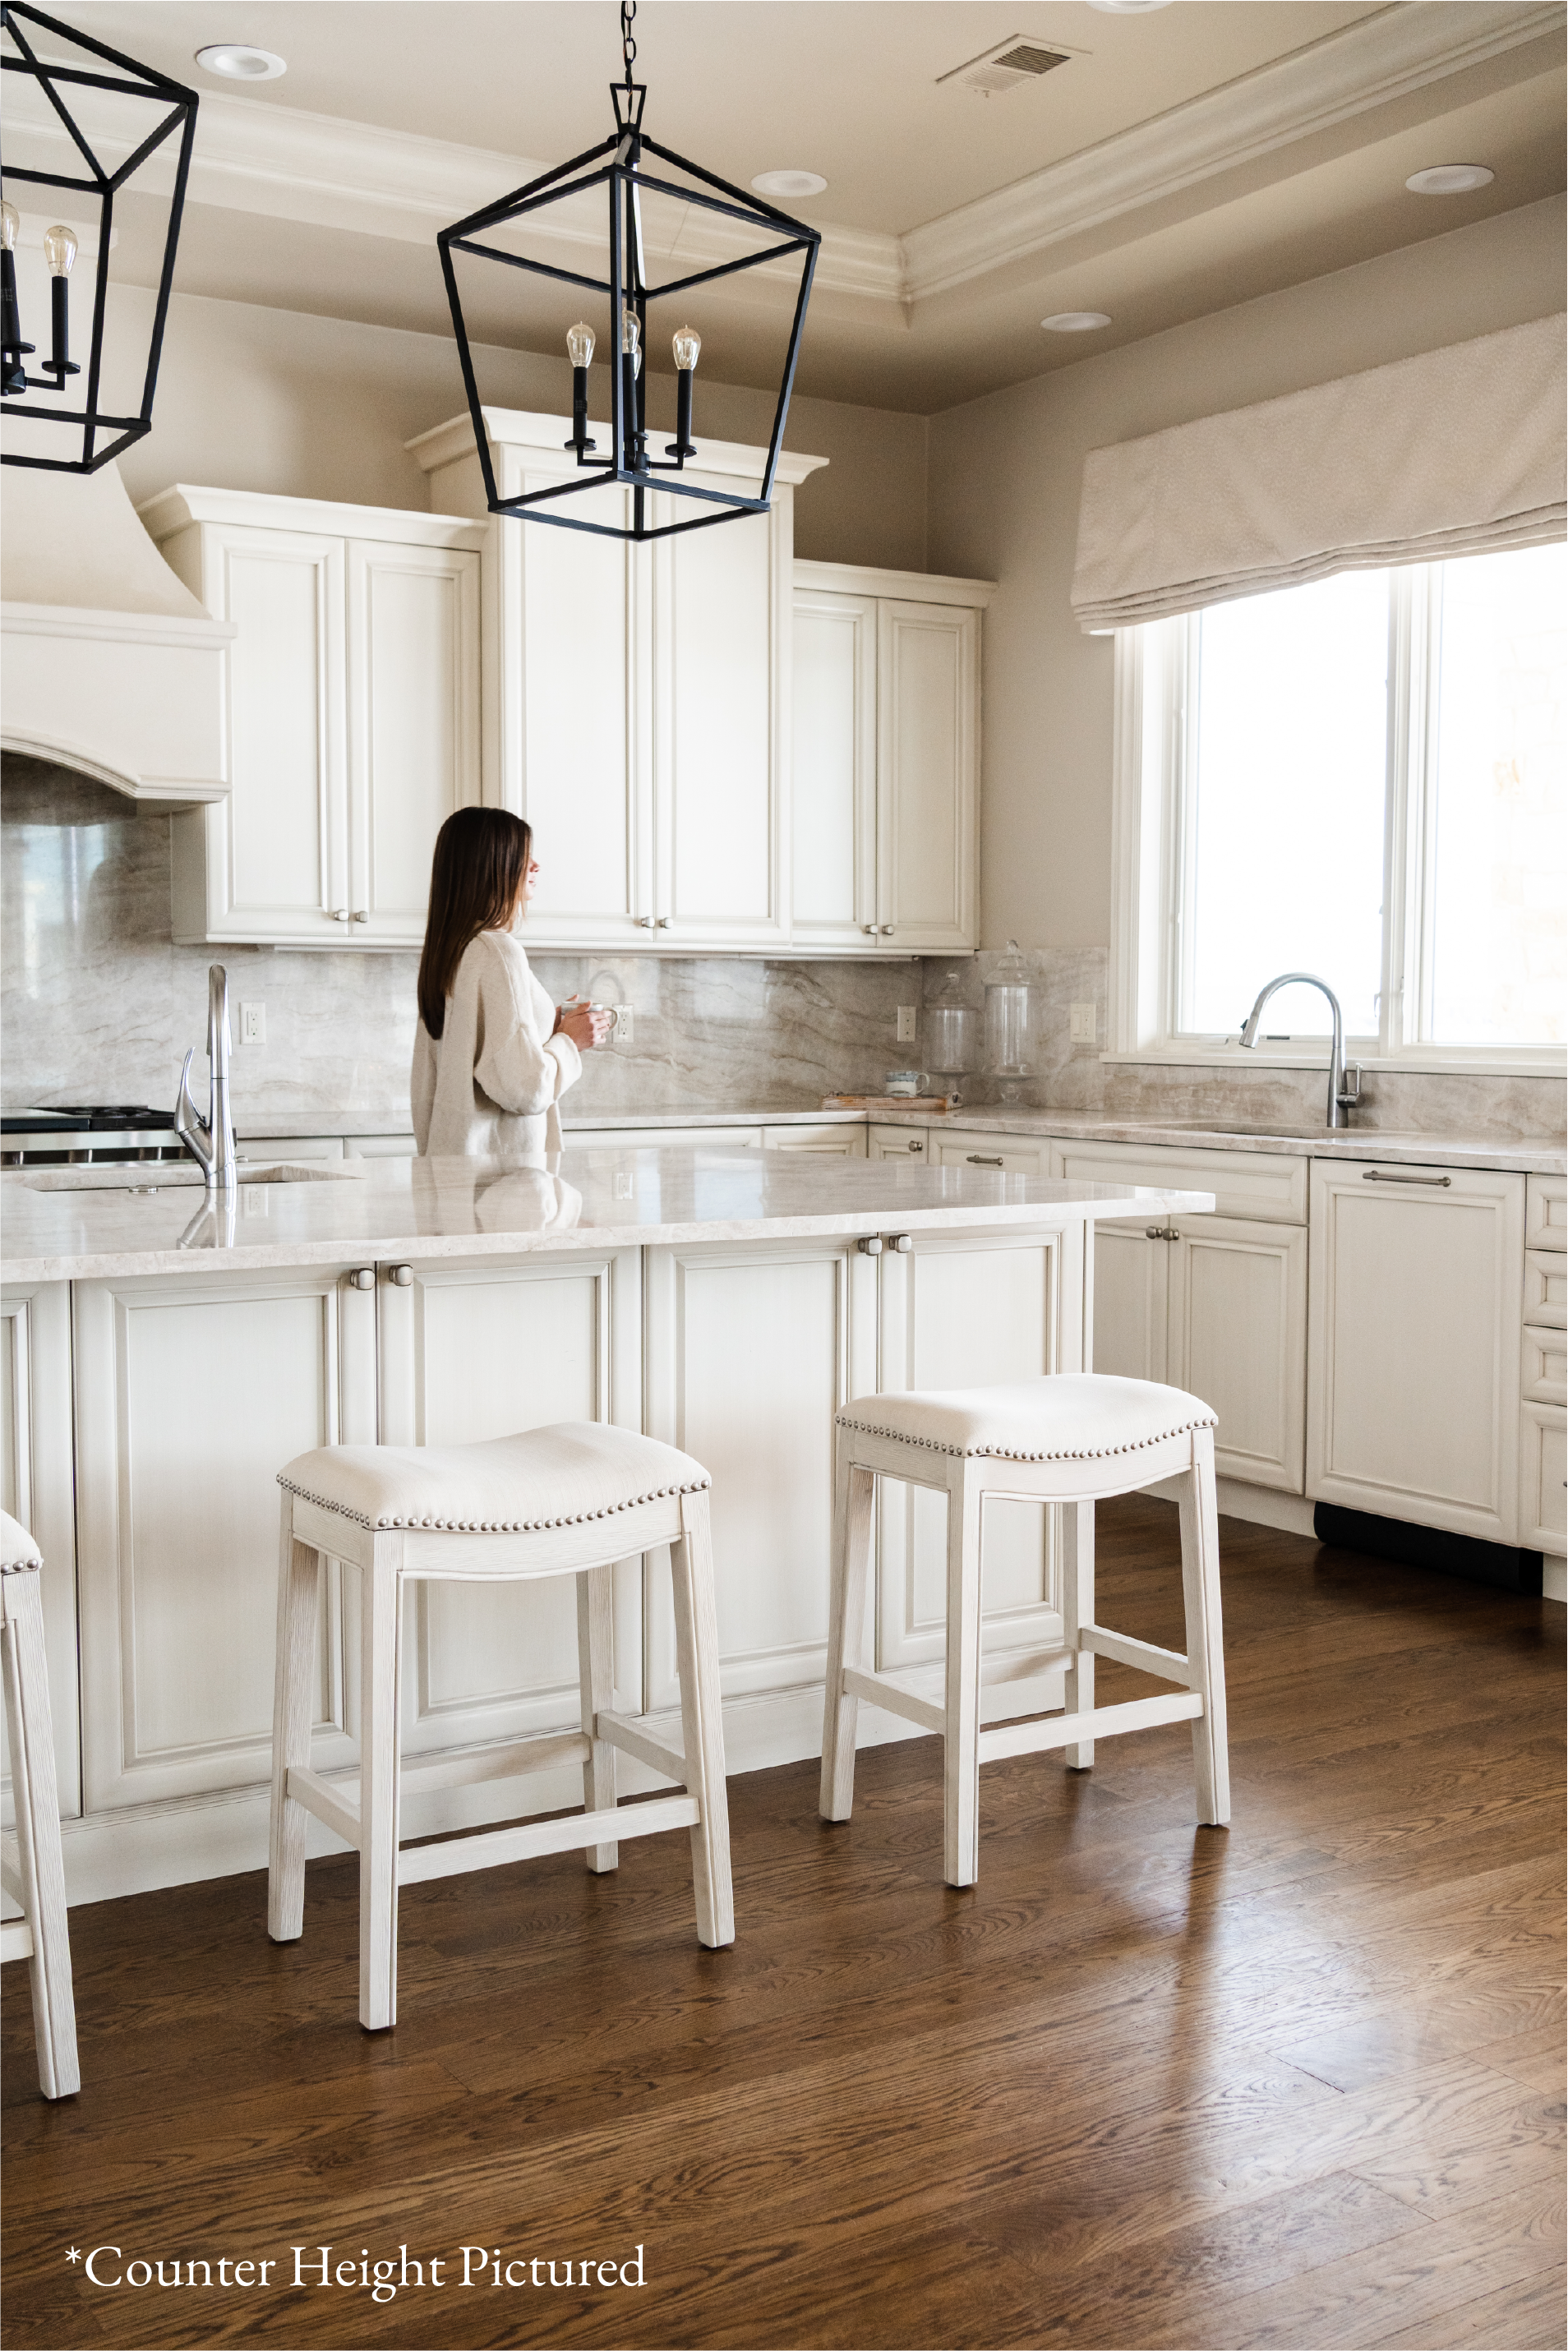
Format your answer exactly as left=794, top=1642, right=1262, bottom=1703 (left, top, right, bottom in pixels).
left=670, top=1489, right=734, bottom=1948
left=1062, top=1500, right=1095, bottom=1772
left=943, top=1459, right=985, bottom=1889
left=820, top=1452, right=875, bottom=1823
left=268, top=1502, right=320, bottom=1943
left=576, top=1562, right=619, bottom=1874
left=2, top=1573, right=78, bottom=2099
left=1178, top=1427, right=1230, bottom=1828
left=358, top=1533, right=404, bottom=2030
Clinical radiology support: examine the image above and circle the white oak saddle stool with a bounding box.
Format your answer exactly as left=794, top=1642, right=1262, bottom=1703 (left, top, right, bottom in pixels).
left=0, top=1510, right=80, bottom=2099
left=820, top=1374, right=1230, bottom=1887
left=269, top=1422, right=733, bottom=2031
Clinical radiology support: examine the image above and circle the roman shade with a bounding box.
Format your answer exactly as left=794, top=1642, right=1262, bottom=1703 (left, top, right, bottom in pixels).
left=1071, top=314, right=1567, bottom=633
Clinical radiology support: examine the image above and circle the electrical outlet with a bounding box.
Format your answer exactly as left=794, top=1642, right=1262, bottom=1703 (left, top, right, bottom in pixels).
left=612, top=1004, right=634, bottom=1045
left=239, top=1001, right=266, bottom=1045
left=897, top=1004, right=918, bottom=1044
left=1069, top=1002, right=1097, bottom=1044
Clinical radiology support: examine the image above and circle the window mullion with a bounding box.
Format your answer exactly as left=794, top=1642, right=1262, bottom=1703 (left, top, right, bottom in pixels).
left=1165, top=612, right=1200, bottom=1039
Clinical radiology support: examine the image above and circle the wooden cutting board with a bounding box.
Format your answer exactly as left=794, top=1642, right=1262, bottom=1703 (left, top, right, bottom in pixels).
left=821, top=1095, right=952, bottom=1113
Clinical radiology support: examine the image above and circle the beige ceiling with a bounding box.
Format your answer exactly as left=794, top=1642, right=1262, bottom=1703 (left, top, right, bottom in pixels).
left=9, top=1, right=1566, bottom=410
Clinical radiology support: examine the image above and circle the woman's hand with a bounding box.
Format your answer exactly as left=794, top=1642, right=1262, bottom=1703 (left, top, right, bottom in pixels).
left=554, top=996, right=616, bottom=1051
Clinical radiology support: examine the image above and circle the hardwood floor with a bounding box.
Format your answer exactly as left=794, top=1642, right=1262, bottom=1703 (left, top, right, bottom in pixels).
left=5, top=1500, right=1563, bottom=2349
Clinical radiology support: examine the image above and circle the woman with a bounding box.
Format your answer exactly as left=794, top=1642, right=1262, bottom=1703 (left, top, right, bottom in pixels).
left=412, top=807, right=611, bottom=1156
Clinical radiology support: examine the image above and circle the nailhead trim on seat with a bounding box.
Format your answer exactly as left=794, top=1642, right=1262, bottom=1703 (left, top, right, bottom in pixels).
left=275, top=1471, right=712, bottom=1535
left=832, top=1410, right=1217, bottom=1464
left=0, top=1558, right=42, bottom=1575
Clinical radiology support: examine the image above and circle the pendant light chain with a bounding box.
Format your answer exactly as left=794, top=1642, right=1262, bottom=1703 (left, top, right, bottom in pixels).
left=620, top=0, right=637, bottom=90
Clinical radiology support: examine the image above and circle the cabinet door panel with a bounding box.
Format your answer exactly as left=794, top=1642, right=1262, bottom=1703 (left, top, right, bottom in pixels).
left=378, top=1252, right=642, bottom=1743
left=348, top=539, right=479, bottom=943
left=1307, top=1162, right=1524, bottom=1542
left=506, top=471, right=649, bottom=946
left=762, top=1125, right=869, bottom=1156
left=1, top=1283, right=79, bottom=1817
left=876, top=1231, right=1063, bottom=1673
left=74, top=1269, right=375, bottom=1811
left=1169, top=1217, right=1307, bottom=1493
left=875, top=601, right=977, bottom=950
left=867, top=1125, right=929, bottom=1164
left=1091, top=1224, right=1169, bottom=1385
left=644, top=1241, right=874, bottom=1709
left=207, top=530, right=347, bottom=941
left=657, top=481, right=789, bottom=945
left=791, top=589, right=875, bottom=949
left=1521, top=1405, right=1566, bottom=1552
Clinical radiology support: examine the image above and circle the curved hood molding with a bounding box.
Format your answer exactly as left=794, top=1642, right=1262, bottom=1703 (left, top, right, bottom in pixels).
left=1, top=464, right=233, bottom=809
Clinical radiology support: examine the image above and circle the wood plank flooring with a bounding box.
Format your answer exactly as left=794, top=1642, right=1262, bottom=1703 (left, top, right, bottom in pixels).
left=4, top=1500, right=1563, bottom=2349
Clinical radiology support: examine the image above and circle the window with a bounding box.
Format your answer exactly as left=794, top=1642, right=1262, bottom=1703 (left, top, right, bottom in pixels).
left=1114, top=542, right=1568, bottom=1067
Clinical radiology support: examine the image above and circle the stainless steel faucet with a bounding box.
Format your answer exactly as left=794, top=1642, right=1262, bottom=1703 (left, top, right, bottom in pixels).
left=1239, top=971, right=1361, bottom=1129
left=176, top=964, right=238, bottom=1189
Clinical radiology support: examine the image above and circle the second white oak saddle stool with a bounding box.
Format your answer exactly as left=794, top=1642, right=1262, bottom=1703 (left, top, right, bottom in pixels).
left=270, top=1422, right=733, bottom=2031
left=821, top=1373, right=1230, bottom=1887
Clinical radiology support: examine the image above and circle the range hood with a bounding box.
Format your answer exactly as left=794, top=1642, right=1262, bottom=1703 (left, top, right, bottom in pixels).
left=0, top=463, right=233, bottom=812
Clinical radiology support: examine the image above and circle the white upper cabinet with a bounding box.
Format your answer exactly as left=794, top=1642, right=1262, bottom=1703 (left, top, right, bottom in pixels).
left=412, top=410, right=823, bottom=952
left=142, top=488, right=482, bottom=949
left=791, top=562, right=991, bottom=954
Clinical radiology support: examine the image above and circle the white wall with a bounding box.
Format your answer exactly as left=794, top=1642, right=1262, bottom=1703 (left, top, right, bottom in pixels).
left=926, top=195, right=1567, bottom=952
left=110, top=286, right=928, bottom=571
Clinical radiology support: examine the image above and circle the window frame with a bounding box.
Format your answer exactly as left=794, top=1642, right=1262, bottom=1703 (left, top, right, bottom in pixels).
left=1108, top=559, right=1565, bottom=1077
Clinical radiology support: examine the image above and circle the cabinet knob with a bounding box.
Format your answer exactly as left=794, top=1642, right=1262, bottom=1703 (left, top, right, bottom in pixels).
left=861, top=924, right=879, bottom=936
left=389, top=1264, right=413, bottom=1287
left=656, top=916, right=672, bottom=929
left=331, top=909, right=352, bottom=923
left=348, top=1267, right=375, bottom=1290
left=879, top=925, right=896, bottom=936
left=907, top=1140, right=924, bottom=1152
left=890, top=1233, right=913, bottom=1252
left=352, top=910, right=370, bottom=923
left=636, top=916, right=657, bottom=928
left=857, top=1235, right=883, bottom=1255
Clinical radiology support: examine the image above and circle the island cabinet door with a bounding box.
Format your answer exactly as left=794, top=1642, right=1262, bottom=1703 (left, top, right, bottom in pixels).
left=1168, top=1217, right=1307, bottom=1494
left=72, top=1265, right=378, bottom=1815
left=874, top=1226, right=1077, bottom=1707
left=1307, top=1161, right=1526, bottom=1543
left=376, top=1251, right=644, bottom=1765
left=1, top=1281, right=80, bottom=1818
left=1088, top=1220, right=1169, bottom=1385
left=642, top=1238, right=878, bottom=1758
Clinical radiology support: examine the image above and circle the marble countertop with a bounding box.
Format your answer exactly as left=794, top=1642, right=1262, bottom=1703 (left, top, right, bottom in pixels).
left=0, top=1147, right=1215, bottom=1284
left=853, top=1108, right=1566, bottom=1175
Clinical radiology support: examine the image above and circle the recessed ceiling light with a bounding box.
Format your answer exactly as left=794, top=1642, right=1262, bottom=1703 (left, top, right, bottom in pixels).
left=1042, top=311, right=1111, bottom=332
left=195, top=44, right=287, bottom=81
left=751, top=169, right=827, bottom=201
left=1086, top=2, right=1174, bottom=14
left=1405, top=164, right=1494, bottom=196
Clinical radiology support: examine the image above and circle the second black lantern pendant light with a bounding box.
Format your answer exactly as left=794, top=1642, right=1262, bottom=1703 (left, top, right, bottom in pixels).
left=437, top=0, right=819, bottom=542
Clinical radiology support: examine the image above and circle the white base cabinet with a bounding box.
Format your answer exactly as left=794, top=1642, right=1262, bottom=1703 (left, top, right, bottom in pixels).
left=1307, top=1159, right=1525, bottom=1545
left=791, top=563, right=991, bottom=953
left=1520, top=1174, right=1566, bottom=1557
left=141, top=489, right=482, bottom=950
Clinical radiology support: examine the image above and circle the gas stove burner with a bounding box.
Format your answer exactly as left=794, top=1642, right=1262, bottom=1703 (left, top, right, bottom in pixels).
left=7, top=1104, right=175, bottom=1131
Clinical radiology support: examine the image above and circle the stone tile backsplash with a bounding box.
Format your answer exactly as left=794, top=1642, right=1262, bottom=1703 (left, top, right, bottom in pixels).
left=3, top=759, right=1559, bottom=1144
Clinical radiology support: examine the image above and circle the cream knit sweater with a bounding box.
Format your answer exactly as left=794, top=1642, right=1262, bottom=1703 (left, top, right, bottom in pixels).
left=411, top=929, right=582, bottom=1157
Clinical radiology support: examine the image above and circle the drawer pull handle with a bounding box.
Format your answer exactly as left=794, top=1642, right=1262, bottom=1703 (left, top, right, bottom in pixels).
left=389, top=1264, right=413, bottom=1287
left=1363, top=1169, right=1452, bottom=1187
left=967, top=1155, right=1003, bottom=1167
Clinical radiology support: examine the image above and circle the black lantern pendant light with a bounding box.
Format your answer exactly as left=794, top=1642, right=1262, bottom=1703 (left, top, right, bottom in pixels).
left=438, top=1, right=820, bottom=542
left=0, top=1, right=196, bottom=472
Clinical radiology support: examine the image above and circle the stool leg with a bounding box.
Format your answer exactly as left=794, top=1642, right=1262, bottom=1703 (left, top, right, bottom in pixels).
left=268, top=1504, right=320, bottom=1943
left=1062, top=1500, right=1095, bottom=1771
left=671, top=1490, right=734, bottom=1949
left=2, top=1576, right=78, bottom=2099
left=943, top=1461, right=985, bottom=1890
left=576, top=1563, right=618, bottom=1874
left=820, top=1452, right=874, bottom=1823
left=1178, top=1428, right=1230, bottom=1828
left=359, top=1535, right=404, bottom=2030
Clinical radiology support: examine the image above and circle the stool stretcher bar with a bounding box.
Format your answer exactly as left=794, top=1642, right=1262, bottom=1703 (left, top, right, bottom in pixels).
left=397, top=1794, right=702, bottom=1888
left=978, top=1687, right=1204, bottom=1765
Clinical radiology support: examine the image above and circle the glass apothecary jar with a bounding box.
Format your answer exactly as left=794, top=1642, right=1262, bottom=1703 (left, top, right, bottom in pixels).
left=923, top=969, right=980, bottom=1106
left=984, top=939, right=1035, bottom=1104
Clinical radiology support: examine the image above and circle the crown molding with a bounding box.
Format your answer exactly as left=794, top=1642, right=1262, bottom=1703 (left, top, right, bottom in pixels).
left=902, top=0, right=1566, bottom=302
left=7, top=2, right=1561, bottom=326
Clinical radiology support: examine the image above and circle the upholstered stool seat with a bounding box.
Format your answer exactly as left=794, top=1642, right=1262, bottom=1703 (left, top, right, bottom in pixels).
left=822, top=1374, right=1229, bottom=1888
left=0, top=1510, right=79, bottom=2098
left=270, top=1423, right=733, bottom=2031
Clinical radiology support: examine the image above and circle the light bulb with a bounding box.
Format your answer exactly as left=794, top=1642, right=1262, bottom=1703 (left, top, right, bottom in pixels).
left=43, top=224, right=76, bottom=277
left=566, top=320, right=595, bottom=368
left=620, top=310, right=641, bottom=377
left=1, top=201, right=17, bottom=255
left=671, top=325, right=701, bottom=373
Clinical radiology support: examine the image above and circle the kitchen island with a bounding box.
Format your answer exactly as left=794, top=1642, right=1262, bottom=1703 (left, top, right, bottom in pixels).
left=2, top=1147, right=1212, bottom=1904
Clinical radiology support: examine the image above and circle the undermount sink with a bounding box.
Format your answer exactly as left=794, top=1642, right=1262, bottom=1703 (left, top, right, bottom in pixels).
left=24, top=1163, right=364, bottom=1193
left=1146, top=1122, right=1349, bottom=1139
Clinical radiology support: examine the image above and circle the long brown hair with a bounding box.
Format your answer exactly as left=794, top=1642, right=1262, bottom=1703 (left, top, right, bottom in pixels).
left=417, top=807, right=532, bottom=1038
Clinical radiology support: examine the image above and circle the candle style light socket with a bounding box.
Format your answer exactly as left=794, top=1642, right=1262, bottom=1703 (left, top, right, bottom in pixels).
left=44, top=224, right=79, bottom=381
left=564, top=321, right=597, bottom=456
left=666, top=323, right=700, bottom=462
left=620, top=308, right=646, bottom=473
left=0, top=201, right=35, bottom=396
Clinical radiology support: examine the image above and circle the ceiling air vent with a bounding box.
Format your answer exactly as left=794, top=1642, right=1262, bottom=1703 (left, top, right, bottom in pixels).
left=938, top=37, right=1073, bottom=97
